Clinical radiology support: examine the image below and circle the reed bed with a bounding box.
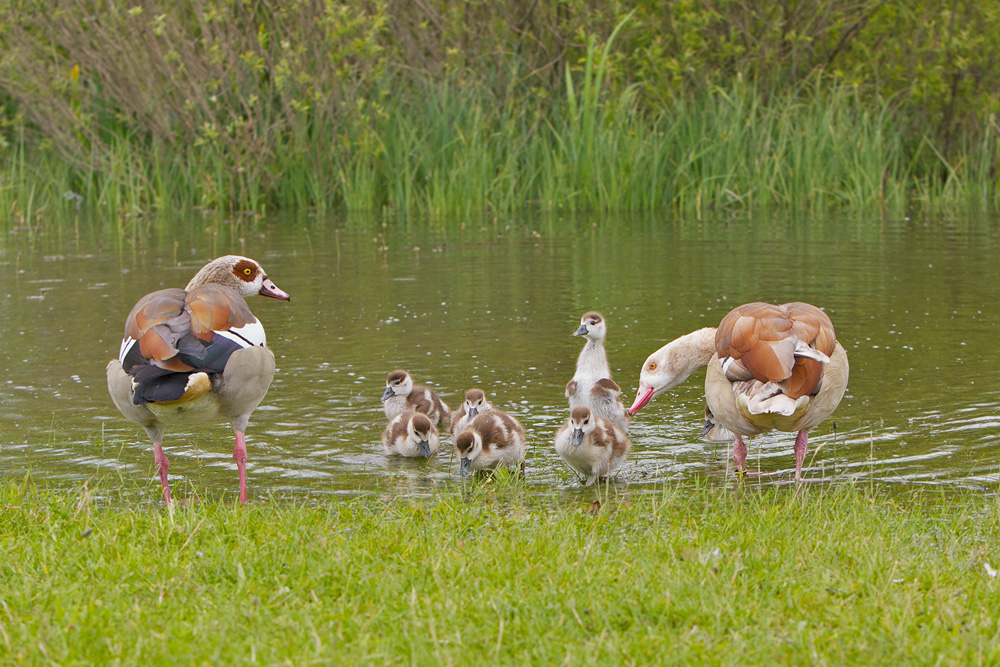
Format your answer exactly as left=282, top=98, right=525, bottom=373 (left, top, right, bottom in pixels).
left=4, top=77, right=997, bottom=223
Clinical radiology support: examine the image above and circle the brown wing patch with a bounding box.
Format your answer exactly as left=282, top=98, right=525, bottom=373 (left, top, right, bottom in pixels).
left=136, top=329, right=195, bottom=370
left=717, top=301, right=838, bottom=399
left=739, top=337, right=796, bottom=382
left=186, top=284, right=255, bottom=333
left=592, top=378, right=621, bottom=395
left=124, top=289, right=187, bottom=340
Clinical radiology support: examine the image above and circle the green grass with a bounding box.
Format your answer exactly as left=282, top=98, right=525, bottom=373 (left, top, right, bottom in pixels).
left=1, top=479, right=998, bottom=664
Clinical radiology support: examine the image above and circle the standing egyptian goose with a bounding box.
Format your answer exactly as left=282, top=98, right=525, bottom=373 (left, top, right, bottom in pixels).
left=554, top=406, right=631, bottom=485
left=449, top=388, right=494, bottom=437
left=701, top=405, right=735, bottom=442
left=382, top=411, right=440, bottom=458
left=628, top=302, right=849, bottom=481
left=565, top=311, right=630, bottom=433
left=106, top=255, right=290, bottom=503
left=381, top=370, right=450, bottom=427
left=453, top=410, right=526, bottom=476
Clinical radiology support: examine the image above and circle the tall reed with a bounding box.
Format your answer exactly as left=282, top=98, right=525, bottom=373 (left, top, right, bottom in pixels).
left=0, top=75, right=997, bottom=221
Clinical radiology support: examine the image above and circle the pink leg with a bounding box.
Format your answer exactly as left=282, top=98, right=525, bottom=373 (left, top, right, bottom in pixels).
left=233, top=431, right=248, bottom=504
left=153, top=443, right=172, bottom=504
left=793, top=430, right=809, bottom=482
left=733, top=435, right=748, bottom=474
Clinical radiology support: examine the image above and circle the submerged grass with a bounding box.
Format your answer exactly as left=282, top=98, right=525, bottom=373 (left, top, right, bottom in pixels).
left=1, top=479, right=998, bottom=664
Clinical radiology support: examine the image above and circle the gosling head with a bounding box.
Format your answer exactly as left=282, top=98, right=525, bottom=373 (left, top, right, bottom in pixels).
left=568, top=406, right=596, bottom=447
left=407, top=413, right=435, bottom=458
left=381, top=370, right=413, bottom=402
left=573, top=311, right=606, bottom=341
left=462, top=388, right=490, bottom=419
left=454, top=429, right=483, bottom=476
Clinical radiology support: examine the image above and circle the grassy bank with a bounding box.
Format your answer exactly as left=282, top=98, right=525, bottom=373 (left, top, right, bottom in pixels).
left=1, top=480, right=998, bottom=664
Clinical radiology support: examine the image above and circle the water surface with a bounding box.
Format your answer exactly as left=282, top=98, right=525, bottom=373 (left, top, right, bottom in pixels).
left=2, top=212, right=998, bottom=500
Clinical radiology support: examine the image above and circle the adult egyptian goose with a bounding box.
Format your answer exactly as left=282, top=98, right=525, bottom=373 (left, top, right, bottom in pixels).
left=701, top=405, right=735, bottom=442
left=106, top=255, right=290, bottom=503
left=628, top=302, right=849, bottom=481
left=565, top=311, right=630, bottom=434
left=554, top=406, right=630, bottom=486
left=382, top=411, right=440, bottom=458
left=449, top=388, right=494, bottom=436
left=381, top=370, right=450, bottom=427
left=453, top=410, right=526, bottom=476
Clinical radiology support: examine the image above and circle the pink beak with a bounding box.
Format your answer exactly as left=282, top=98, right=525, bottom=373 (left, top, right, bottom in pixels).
left=628, top=386, right=655, bottom=416
left=259, top=278, right=290, bottom=301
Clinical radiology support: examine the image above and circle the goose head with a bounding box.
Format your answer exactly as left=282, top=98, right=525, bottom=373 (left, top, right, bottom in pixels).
left=574, top=311, right=606, bottom=341
left=381, top=370, right=413, bottom=402
left=462, top=388, right=490, bottom=419
left=407, top=413, right=435, bottom=458
left=185, top=255, right=290, bottom=300
left=629, top=328, right=718, bottom=416
left=568, top=406, right=596, bottom=447
left=454, top=429, right=483, bottom=476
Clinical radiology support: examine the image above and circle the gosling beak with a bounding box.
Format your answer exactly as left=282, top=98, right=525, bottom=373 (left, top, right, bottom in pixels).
left=460, top=457, right=471, bottom=476
left=701, top=419, right=715, bottom=437
left=380, top=386, right=394, bottom=402
left=628, top=385, right=655, bottom=416
left=573, top=324, right=588, bottom=336
left=419, top=439, right=432, bottom=458
left=468, top=406, right=478, bottom=419
left=259, top=277, right=291, bottom=301
left=571, top=428, right=584, bottom=447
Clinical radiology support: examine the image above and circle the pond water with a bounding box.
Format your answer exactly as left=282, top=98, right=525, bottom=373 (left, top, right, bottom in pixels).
left=1, top=211, right=998, bottom=501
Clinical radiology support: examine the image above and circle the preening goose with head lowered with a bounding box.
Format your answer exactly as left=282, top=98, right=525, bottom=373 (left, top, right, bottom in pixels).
left=106, top=255, right=290, bottom=503
left=629, top=302, right=849, bottom=481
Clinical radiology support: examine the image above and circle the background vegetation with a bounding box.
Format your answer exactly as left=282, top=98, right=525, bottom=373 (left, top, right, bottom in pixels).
left=0, top=0, right=998, bottom=217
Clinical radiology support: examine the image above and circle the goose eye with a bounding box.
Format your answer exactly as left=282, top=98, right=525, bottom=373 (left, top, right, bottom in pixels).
left=648, top=361, right=657, bottom=371
left=243, top=267, right=254, bottom=276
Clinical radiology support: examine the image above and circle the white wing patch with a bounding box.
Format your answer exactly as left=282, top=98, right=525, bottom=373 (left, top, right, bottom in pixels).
left=218, top=319, right=267, bottom=348
left=118, top=317, right=267, bottom=366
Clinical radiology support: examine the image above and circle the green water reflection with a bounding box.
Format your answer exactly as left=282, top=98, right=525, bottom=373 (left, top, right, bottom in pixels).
left=1, top=212, right=998, bottom=499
